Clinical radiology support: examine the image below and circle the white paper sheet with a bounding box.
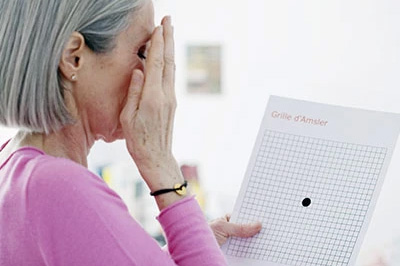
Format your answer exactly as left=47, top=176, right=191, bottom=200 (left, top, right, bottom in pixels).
left=222, top=96, right=400, bottom=266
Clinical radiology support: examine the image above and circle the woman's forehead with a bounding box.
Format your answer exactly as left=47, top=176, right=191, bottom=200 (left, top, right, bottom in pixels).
left=128, top=0, right=155, bottom=42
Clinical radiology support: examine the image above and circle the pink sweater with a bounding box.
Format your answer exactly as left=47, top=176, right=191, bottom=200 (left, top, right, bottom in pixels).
left=0, top=144, right=227, bottom=265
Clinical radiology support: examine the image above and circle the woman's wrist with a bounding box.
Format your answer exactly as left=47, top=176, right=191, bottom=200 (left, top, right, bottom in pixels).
left=153, top=189, right=190, bottom=211
left=136, top=156, right=190, bottom=210
left=138, top=157, right=183, bottom=189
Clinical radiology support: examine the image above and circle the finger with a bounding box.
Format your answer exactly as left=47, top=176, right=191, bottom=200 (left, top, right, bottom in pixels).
left=144, top=26, right=164, bottom=92
left=121, top=70, right=144, bottom=120
left=224, top=214, right=231, bottom=222
left=162, top=16, right=175, bottom=97
left=161, top=16, right=169, bottom=25
left=225, top=222, right=262, bottom=238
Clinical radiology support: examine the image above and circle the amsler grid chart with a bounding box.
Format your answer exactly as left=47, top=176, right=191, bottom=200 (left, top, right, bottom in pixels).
left=225, top=130, right=386, bottom=266
left=222, top=96, right=400, bottom=266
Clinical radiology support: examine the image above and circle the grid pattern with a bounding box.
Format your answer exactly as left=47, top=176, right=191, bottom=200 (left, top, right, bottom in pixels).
left=226, top=130, right=387, bottom=266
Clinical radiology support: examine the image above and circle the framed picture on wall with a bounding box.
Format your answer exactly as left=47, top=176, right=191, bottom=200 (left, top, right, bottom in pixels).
left=186, top=45, right=222, bottom=94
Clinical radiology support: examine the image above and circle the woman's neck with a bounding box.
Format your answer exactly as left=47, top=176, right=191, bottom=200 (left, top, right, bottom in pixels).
left=2, top=121, right=95, bottom=167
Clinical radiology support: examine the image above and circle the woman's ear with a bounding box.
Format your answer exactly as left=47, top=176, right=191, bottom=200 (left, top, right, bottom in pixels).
left=59, top=32, right=86, bottom=82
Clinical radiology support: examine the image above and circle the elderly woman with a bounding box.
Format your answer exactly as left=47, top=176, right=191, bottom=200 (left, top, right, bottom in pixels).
left=0, top=0, right=261, bottom=265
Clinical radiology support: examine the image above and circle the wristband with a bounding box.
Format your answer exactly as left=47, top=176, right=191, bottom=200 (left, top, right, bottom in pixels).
left=150, top=180, right=188, bottom=196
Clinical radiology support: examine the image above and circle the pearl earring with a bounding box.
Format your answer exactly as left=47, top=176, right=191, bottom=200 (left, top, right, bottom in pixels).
left=71, top=74, right=77, bottom=81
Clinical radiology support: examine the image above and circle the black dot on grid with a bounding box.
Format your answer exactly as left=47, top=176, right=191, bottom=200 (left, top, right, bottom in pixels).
left=302, top=198, right=311, bottom=207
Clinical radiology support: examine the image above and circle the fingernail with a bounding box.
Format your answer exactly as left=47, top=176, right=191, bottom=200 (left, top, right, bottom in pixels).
left=252, top=222, right=263, bottom=228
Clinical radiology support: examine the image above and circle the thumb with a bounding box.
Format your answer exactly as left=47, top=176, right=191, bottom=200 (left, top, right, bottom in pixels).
left=125, top=69, right=145, bottom=114
left=225, top=222, right=262, bottom=238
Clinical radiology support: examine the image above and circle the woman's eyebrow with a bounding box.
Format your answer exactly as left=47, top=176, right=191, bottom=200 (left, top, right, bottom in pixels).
left=143, top=32, right=152, bottom=44
left=133, top=33, right=150, bottom=49
left=141, top=23, right=154, bottom=42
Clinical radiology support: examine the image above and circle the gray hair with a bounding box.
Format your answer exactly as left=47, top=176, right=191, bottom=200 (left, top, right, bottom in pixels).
left=0, top=0, right=144, bottom=133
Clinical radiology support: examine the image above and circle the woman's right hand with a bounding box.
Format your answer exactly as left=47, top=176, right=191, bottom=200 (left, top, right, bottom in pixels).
left=119, top=17, right=185, bottom=209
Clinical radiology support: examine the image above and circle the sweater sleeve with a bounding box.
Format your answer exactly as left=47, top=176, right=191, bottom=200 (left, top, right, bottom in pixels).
left=26, top=156, right=226, bottom=266
left=158, top=196, right=227, bottom=265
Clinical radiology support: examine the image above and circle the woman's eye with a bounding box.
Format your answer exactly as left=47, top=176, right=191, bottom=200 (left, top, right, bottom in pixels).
left=137, top=46, right=147, bottom=60
left=137, top=52, right=146, bottom=60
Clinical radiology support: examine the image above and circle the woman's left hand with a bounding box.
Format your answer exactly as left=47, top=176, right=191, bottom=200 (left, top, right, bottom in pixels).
left=210, top=214, right=262, bottom=246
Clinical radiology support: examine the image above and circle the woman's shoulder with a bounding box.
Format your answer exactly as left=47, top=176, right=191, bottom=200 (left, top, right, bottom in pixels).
left=1, top=145, right=97, bottom=182
left=24, top=149, right=129, bottom=219
left=31, top=152, right=96, bottom=180
left=23, top=149, right=119, bottom=207
left=26, top=151, right=101, bottom=188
